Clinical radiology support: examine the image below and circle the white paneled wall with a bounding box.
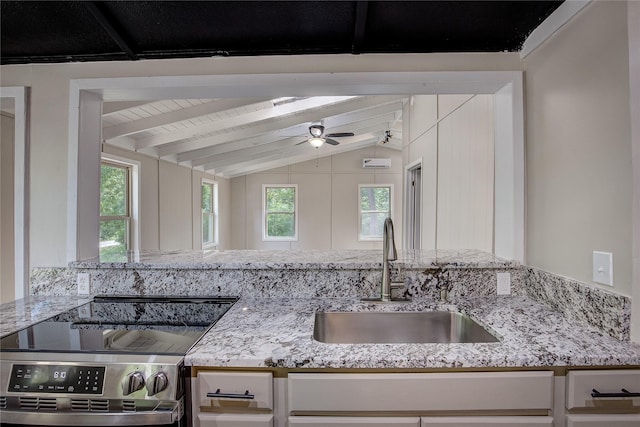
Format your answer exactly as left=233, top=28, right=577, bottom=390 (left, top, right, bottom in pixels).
left=102, top=145, right=225, bottom=251
left=406, top=95, right=495, bottom=252
left=231, top=146, right=403, bottom=250
left=437, top=95, right=494, bottom=252
left=1, top=114, right=15, bottom=303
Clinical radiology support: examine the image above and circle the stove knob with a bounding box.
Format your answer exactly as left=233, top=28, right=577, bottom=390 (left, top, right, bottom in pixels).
left=146, top=372, right=169, bottom=396
left=122, top=371, right=146, bottom=395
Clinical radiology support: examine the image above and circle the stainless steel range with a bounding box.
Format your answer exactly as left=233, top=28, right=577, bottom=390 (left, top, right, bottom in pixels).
left=0, top=296, right=237, bottom=427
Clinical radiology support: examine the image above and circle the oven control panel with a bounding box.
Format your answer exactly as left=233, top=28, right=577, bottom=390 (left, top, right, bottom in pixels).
left=8, top=364, right=106, bottom=394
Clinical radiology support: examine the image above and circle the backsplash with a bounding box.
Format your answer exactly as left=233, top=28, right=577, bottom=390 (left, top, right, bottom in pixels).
left=27, top=251, right=631, bottom=342
left=30, top=265, right=523, bottom=300
left=526, top=267, right=631, bottom=341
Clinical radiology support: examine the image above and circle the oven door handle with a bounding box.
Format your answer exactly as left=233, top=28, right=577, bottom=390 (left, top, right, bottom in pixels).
left=0, top=406, right=180, bottom=426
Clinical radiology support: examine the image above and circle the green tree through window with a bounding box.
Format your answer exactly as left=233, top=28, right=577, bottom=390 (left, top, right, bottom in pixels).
left=202, top=181, right=217, bottom=246
left=100, top=162, right=129, bottom=261
left=359, top=185, right=391, bottom=239
left=264, top=186, right=297, bottom=239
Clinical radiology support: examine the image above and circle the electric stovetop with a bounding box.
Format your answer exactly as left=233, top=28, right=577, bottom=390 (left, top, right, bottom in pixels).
left=0, top=296, right=238, bottom=355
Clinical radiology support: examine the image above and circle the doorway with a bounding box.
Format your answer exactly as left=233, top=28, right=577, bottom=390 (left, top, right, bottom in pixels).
left=405, top=160, right=422, bottom=250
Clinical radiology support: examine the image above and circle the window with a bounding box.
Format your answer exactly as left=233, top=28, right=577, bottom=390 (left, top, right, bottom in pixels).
left=263, top=185, right=298, bottom=241
left=100, top=161, right=131, bottom=261
left=359, top=184, right=392, bottom=240
left=202, top=180, right=218, bottom=247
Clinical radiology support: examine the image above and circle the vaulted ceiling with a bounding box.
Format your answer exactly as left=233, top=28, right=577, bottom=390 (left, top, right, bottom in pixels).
left=1, top=1, right=564, bottom=177
left=103, top=95, right=407, bottom=177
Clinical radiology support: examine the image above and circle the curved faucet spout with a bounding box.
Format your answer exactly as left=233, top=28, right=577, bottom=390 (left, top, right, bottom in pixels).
left=381, top=217, right=397, bottom=301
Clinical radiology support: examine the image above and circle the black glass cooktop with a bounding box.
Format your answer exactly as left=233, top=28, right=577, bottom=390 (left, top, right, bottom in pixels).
left=0, top=296, right=237, bottom=355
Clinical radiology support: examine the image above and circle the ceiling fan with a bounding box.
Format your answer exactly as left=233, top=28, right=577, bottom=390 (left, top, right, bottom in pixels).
left=296, top=124, right=354, bottom=148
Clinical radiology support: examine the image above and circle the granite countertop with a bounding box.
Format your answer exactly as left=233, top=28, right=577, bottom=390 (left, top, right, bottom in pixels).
left=185, top=296, right=640, bottom=369
left=0, top=295, right=92, bottom=337
left=2, top=294, right=639, bottom=370
left=69, top=249, right=519, bottom=270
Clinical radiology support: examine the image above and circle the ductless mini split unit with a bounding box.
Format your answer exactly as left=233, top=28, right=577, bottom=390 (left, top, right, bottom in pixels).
left=362, top=158, right=392, bottom=169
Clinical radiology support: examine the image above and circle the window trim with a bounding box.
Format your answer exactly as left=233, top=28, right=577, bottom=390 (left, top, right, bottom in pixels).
left=358, top=184, right=393, bottom=241
left=201, top=178, right=219, bottom=249
left=100, top=154, right=140, bottom=252
left=262, top=184, right=298, bottom=241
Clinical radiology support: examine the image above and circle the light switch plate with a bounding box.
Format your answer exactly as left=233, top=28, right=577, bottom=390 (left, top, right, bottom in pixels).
left=497, top=272, right=511, bottom=295
left=77, top=273, right=91, bottom=295
left=592, top=251, right=613, bottom=286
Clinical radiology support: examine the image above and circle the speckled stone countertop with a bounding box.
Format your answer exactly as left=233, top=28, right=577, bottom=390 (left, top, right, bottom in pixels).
left=185, top=296, right=640, bottom=369
left=69, top=249, right=519, bottom=270
left=0, top=295, right=92, bottom=337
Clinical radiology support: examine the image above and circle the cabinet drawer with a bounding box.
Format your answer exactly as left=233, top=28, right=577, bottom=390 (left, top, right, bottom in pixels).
left=198, top=413, right=273, bottom=427
left=288, top=372, right=553, bottom=413
left=566, top=370, right=640, bottom=410
left=566, top=414, right=640, bottom=427
left=421, top=416, right=554, bottom=426
left=197, top=371, right=273, bottom=411
left=289, top=416, right=420, bottom=426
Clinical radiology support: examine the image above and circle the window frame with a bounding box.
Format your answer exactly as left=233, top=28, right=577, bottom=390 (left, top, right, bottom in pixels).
left=358, top=184, right=393, bottom=241
left=201, top=178, right=219, bottom=249
left=99, top=158, right=133, bottom=257
left=99, top=154, right=140, bottom=254
left=262, top=184, right=298, bottom=241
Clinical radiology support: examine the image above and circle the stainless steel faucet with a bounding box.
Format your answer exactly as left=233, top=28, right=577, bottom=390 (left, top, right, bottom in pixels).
left=381, top=217, right=397, bottom=302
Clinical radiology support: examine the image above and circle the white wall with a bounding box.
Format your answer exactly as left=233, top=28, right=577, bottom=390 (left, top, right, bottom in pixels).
left=524, top=1, right=633, bottom=296
left=231, top=146, right=403, bottom=250
left=102, top=145, right=228, bottom=251
left=1, top=113, right=15, bottom=303
left=405, top=94, right=495, bottom=252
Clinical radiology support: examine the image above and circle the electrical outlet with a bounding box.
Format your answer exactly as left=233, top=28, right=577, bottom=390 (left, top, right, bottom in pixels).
left=497, top=272, right=511, bottom=295
left=77, top=305, right=91, bottom=319
left=77, top=273, right=91, bottom=295
left=593, top=251, right=613, bottom=286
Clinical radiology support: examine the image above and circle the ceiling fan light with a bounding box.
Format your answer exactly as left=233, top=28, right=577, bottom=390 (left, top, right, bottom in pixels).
left=309, top=125, right=324, bottom=137
left=309, top=137, right=325, bottom=148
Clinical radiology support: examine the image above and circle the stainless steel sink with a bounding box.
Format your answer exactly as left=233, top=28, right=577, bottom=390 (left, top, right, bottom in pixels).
left=313, top=311, right=499, bottom=344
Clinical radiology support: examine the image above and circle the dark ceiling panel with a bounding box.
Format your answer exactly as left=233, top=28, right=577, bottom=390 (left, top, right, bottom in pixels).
left=102, top=1, right=357, bottom=56
left=0, top=0, right=564, bottom=65
left=0, top=1, right=126, bottom=62
left=364, top=1, right=562, bottom=53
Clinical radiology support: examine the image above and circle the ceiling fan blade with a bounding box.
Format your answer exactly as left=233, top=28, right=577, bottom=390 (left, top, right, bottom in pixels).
left=325, top=132, right=354, bottom=138
left=324, top=138, right=340, bottom=146
left=295, top=140, right=308, bottom=145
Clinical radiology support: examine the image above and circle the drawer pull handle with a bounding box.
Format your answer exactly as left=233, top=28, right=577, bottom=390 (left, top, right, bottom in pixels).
left=207, top=389, right=255, bottom=399
left=591, top=388, right=640, bottom=398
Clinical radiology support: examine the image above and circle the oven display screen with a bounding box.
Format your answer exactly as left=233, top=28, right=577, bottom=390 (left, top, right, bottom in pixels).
left=8, top=364, right=106, bottom=394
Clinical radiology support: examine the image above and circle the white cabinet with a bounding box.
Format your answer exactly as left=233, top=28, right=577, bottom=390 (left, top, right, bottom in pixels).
left=192, top=371, right=274, bottom=427
left=287, top=372, right=554, bottom=427
left=421, top=416, right=554, bottom=426
left=288, top=372, right=554, bottom=413
left=565, top=369, right=640, bottom=410
left=289, top=416, right=420, bottom=426
left=564, top=369, right=640, bottom=427
left=566, top=414, right=640, bottom=427
left=198, top=413, right=274, bottom=427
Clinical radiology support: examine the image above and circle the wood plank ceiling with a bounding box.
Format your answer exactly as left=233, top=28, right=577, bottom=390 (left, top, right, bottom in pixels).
left=102, top=95, right=406, bottom=177
left=1, top=1, right=563, bottom=177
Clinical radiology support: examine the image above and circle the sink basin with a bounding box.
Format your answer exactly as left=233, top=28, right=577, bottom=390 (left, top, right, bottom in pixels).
left=313, top=311, right=499, bottom=344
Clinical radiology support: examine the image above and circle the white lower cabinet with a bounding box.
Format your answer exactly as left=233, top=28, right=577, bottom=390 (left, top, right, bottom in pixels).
left=288, top=372, right=554, bottom=413
left=563, top=369, right=640, bottom=427
left=198, top=413, right=274, bottom=427
left=565, top=414, right=640, bottom=427
left=421, top=416, right=554, bottom=426
left=287, top=372, right=554, bottom=426
left=289, top=416, right=420, bottom=426
left=192, top=371, right=274, bottom=427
